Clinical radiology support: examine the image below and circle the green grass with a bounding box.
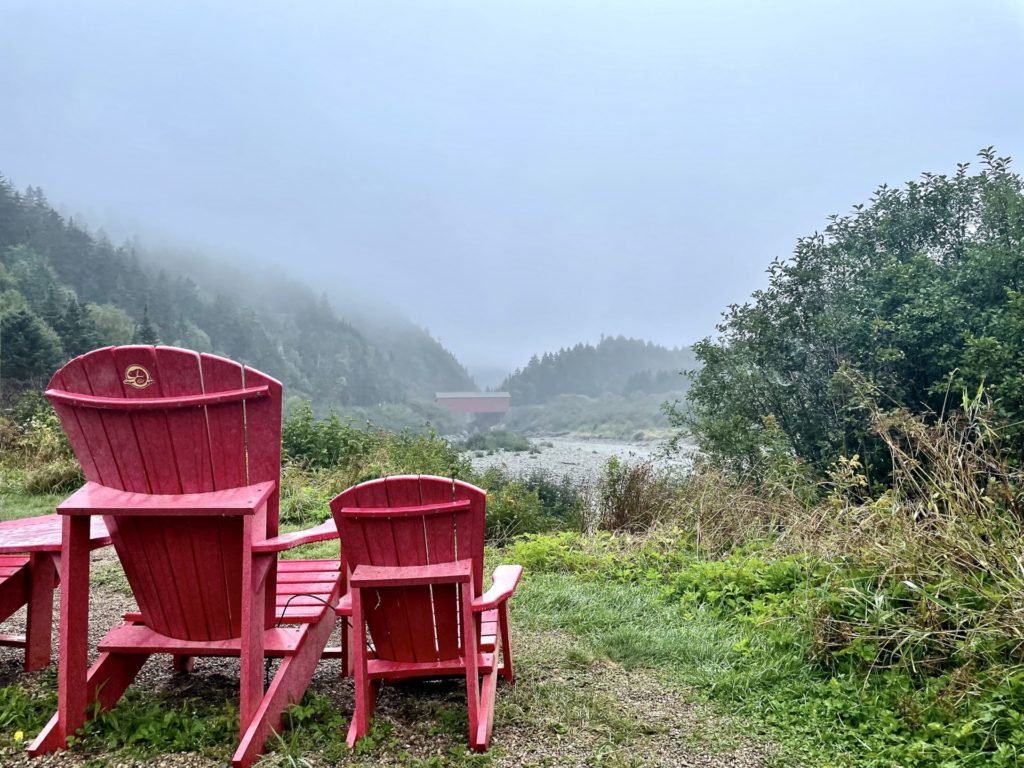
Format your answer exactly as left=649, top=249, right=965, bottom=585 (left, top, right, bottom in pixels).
left=0, top=492, right=63, bottom=521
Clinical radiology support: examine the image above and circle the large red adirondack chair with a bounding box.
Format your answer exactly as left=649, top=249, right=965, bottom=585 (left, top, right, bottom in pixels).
left=330, top=475, right=522, bottom=751
left=28, top=346, right=341, bottom=768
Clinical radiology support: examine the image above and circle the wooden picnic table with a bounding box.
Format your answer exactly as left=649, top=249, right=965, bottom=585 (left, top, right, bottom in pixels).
left=0, top=514, right=111, bottom=671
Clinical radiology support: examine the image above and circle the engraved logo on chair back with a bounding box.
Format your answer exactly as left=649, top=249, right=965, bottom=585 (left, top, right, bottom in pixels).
left=331, top=475, right=486, bottom=664
left=46, top=346, right=282, bottom=641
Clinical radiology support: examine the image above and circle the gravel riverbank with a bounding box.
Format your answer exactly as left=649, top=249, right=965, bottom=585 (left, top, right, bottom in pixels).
left=465, top=435, right=692, bottom=485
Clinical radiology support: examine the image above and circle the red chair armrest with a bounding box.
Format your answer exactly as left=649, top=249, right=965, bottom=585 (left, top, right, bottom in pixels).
left=350, top=559, right=473, bottom=588
left=472, top=564, right=523, bottom=612
left=251, top=520, right=339, bottom=553
left=57, top=481, right=276, bottom=517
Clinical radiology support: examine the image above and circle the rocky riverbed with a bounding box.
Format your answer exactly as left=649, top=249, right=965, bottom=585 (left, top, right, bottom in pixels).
left=465, top=435, right=692, bottom=484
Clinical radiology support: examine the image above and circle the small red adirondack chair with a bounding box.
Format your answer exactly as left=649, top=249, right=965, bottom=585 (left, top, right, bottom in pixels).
left=330, top=475, right=522, bottom=751
left=28, top=346, right=342, bottom=768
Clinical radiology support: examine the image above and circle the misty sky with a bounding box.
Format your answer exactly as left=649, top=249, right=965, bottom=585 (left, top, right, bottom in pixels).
left=2, top=1, right=1023, bottom=371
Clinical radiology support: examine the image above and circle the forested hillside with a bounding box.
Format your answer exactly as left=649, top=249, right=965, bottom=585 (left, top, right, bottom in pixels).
left=0, top=176, right=474, bottom=408
left=500, top=336, right=695, bottom=404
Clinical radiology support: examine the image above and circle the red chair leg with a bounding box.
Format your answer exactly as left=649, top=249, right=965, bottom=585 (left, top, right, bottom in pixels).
left=232, top=607, right=336, bottom=768
left=346, top=588, right=374, bottom=748
left=172, top=655, right=194, bottom=673
left=473, top=663, right=499, bottom=751
left=497, top=601, right=514, bottom=682
left=24, top=553, right=56, bottom=673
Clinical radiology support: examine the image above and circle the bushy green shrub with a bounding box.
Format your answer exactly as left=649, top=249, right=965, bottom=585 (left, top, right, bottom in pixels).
left=475, top=466, right=588, bottom=541
left=484, top=481, right=549, bottom=545
left=461, top=430, right=533, bottom=453
left=662, top=551, right=819, bottom=619
left=1, top=391, right=82, bottom=494
left=281, top=401, right=375, bottom=469
left=598, top=457, right=676, bottom=531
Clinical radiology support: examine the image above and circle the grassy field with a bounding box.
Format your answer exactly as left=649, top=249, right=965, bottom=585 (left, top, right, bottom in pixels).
left=5, top=399, right=1024, bottom=767
left=0, top=541, right=776, bottom=768
left=0, top=492, right=63, bottom=522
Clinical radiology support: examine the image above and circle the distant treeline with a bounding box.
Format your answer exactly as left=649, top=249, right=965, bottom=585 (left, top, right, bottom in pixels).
left=500, top=336, right=695, bottom=405
left=0, top=176, right=474, bottom=407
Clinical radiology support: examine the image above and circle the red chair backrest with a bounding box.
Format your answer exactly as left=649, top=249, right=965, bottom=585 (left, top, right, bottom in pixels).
left=330, top=475, right=486, bottom=663
left=46, top=345, right=282, bottom=641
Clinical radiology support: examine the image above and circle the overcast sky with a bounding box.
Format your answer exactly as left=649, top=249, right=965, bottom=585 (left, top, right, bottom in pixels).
left=2, top=1, right=1023, bottom=370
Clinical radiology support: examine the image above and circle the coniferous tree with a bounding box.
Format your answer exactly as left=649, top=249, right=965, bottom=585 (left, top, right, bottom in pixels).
left=1, top=308, right=64, bottom=386
left=60, top=297, right=101, bottom=356
left=133, top=305, right=159, bottom=344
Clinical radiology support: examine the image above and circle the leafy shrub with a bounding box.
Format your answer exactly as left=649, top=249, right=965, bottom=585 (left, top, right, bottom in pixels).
left=598, top=457, right=675, bottom=531
left=21, top=458, right=82, bottom=494
left=1, top=391, right=81, bottom=494
left=281, top=401, right=374, bottom=469
left=475, top=466, right=589, bottom=541
left=663, top=551, right=819, bottom=619
left=461, top=430, right=533, bottom=453
left=485, top=482, right=549, bottom=545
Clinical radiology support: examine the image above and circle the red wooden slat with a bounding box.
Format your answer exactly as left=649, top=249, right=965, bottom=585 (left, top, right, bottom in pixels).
left=59, top=481, right=274, bottom=516
left=200, top=354, right=248, bottom=489
left=452, top=478, right=486, bottom=593
left=277, top=573, right=337, bottom=585
left=160, top=521, right=212, bottom=640
left=99, top=624, right=301, bottom=656
left=80, top=348, right=152, bottom=493
left=335, top=500, right=471, bottom=518
left=218, top=517, right=245, bottom=637
left=347, top=480, right=399, bottom=660
left=120, top=517, right=190, bottom=637
left=275, top=595, right=332, bottom=606
left=419, top=476, right=462, bottom=659
left=366, top=653, right=495, bottom=680
left=361, top=530, right=417, bottom=663
left=0, top=566, right=29, bottom=622
left=154, top=347, right=212, bottom=494
left=102, top=516, right=169, bottom=632
left=386, top=476, right=439, bottom=663
left=274, top=608, right=323, bottom=623
left=277, top=581, right=337, bottom=593
left=45, top=386, right=269, bottom=410
left=278, top=560, right=341, bottom=572
left=46, top=368, right=100, bottom=483
left=242, top=367, right=282, bottom=526
left=187, top=518, right=237, bottom=638
left=111, top=346, right=181, bottom=494
left=53, top=355, right=125, bottom=488
left=243, top=366, right=283, bottom=634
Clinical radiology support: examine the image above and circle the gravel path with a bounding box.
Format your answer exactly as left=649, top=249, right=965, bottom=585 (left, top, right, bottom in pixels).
left=0, top=554, right=772, bottom=768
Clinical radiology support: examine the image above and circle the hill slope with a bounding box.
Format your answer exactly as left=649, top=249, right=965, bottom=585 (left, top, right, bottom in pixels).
left=0, top=176, right=474, bottom=407
left=501, top=336, right=696, bottom=405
